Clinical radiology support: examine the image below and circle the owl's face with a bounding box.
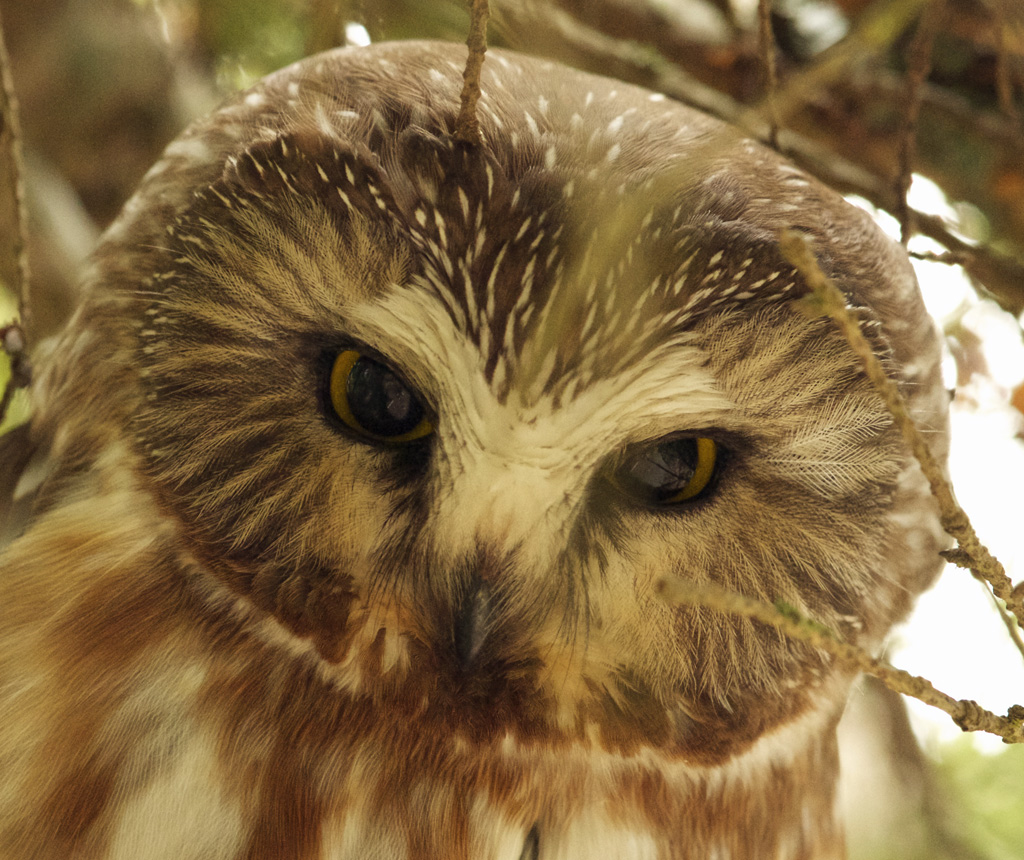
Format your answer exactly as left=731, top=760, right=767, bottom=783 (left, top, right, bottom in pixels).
left=0, top=40, right=954, bottom=858
left=84, top=42, right=945, bottom=764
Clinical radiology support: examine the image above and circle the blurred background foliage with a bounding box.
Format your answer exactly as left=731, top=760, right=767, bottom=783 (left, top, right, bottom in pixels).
left=0, top=0, right=1022, bottom=857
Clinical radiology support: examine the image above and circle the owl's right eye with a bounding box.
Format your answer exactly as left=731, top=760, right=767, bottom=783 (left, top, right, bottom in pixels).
left=611, top=436, right=719, bottom=506
left=328, top=349, right=434, bottom=443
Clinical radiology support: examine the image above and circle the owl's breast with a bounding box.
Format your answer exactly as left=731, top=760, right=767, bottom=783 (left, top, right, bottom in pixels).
left=180, top=591, right=847, bottom=859
left=231, top=681, right=846, bottom=860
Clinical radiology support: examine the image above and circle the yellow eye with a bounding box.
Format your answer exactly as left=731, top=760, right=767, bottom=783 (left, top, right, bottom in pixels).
left=328, top=349, right=434, bottom=443
left=613, top=436, right=718, bottom=505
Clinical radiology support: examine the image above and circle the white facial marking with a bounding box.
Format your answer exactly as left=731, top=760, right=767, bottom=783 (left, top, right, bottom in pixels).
left=343, top=287, right=732, bottom=567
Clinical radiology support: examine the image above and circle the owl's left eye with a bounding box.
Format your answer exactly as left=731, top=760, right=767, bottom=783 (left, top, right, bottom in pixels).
left=328, top=349, right=434, bottom=443
left=611, top=436, right=718, bottom=505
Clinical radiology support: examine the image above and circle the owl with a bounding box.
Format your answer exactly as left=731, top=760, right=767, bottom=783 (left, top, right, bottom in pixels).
left=0, top=40, right=948, bottom=860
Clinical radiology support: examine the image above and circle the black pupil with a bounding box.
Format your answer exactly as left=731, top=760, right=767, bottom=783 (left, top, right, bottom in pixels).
left=619, top=438, right=699, bottom=502
left=347, top=357, right=424, bottom=437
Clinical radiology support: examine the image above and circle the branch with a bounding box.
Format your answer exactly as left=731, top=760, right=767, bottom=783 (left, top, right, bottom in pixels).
left=896, top=0, right=946, bottom=245
left=757, top=0, right=780, bottom=150
left=946, top=551, right=1024, bottom=663
left=780, top=230, right=1024, bottom=631
left=453, top=0, right=490, bottom=146
left=0, top=6, right=30, bottom=431
left=994, top=0, right=1022, bottom=120
left=656, top=576, right=1024, bottom=744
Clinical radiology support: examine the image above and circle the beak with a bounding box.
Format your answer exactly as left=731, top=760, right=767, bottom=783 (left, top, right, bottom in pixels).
left=519, top=825, right=540, bottom=860
left=454, top=579, right=493, bottom=669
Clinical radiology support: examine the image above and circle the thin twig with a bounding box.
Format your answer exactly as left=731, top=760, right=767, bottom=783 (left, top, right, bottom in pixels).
left=985, top=581, right=1024, bottom=661
left=896, top=0, right=946, bottom=245
left=0, top=324, right=28, bottom=419
left=780, top=230, right=1024, bottom=630
left=908, top=240, right=1024, bottom=316
left=943, top=548, right=1024, bottom=663
left=909, top=248, right=973, bottom=266
left=906, top=210, right=1024, bottom=316
left=757, top=0, right=780, bottom=150
left=656, top=576, right=1024, bottom=744
left=994, top=0, right=1021, bottom=120
left=0, top=6, right=31, bottom=430
left=454, top=0, right=490, bottom=146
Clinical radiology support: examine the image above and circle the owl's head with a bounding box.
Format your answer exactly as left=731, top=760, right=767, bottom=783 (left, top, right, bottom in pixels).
left=42, top=41, right=947, bottom=762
